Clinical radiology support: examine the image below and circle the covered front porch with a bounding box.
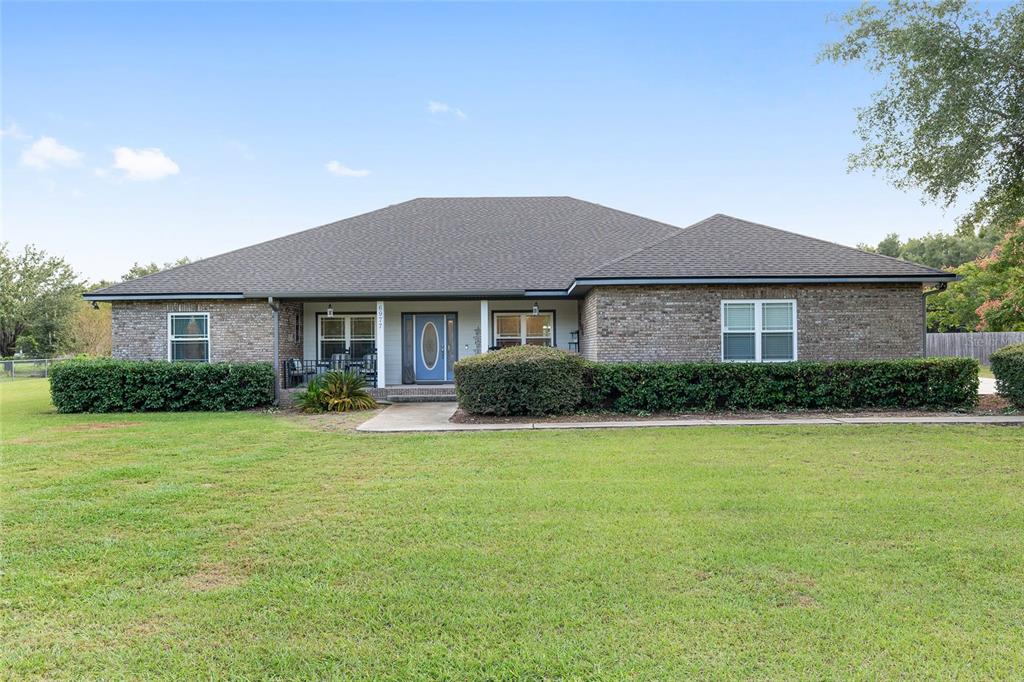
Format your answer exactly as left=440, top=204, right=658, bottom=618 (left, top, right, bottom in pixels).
left=278, top=298, right=580, bottom=392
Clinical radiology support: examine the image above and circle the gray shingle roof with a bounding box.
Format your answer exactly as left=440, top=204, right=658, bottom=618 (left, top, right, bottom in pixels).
left=582, top=213, right=948, bottom=279
left=89, top=198, right=952, bottom=299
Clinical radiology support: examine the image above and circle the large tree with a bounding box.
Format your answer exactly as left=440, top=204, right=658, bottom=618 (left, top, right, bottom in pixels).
left=821, top=0, right=1024, bottom=235
left=0, top=243, right=82, bottom=357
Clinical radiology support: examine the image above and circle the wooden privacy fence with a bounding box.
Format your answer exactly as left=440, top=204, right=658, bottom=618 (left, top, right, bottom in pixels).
left=926, top=332, right=1024, bottom=365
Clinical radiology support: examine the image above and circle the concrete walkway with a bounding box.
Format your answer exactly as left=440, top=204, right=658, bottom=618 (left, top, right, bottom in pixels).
left=357, top=401, right=1024, bottom=433
left=980, top=377, right=998, bottom=395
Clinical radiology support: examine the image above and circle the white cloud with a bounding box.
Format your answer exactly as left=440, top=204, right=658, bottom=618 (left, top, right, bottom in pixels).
left=427, top=101, right=467, bottom=119
left=1, top=122, right=30, bottom=140
left=20, top=136, right=83, bottom=169
left=325, top=160, right=371, bottom=178
left=112, top=147, right=180, bottom=181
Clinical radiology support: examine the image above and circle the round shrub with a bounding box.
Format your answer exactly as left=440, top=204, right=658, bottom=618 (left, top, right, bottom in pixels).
left=454, top=346, right=586, bottom=416
left=991, top=343, right=1024, bottom=408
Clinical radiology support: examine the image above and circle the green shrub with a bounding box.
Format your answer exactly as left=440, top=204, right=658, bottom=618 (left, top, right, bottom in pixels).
left=991, top=343, right=1024, bottom=408
left=49, top=359, right=275, bottom=413
left=454, top=345, right=587, bottom=416
left=294, top=371, right=377, bottom=413
left=455, top=354, right=978, bottom=416
left=587, top=358, right=979, bottom=413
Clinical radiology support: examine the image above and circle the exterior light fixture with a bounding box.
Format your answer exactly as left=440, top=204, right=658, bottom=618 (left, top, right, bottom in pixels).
left=532, top=302, right=539, bottom=316
left=327, top=304, right=334, bottom=318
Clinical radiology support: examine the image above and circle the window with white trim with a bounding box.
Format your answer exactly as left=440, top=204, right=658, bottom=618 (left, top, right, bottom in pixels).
left=721, top=300, right=796, bottom=362
left=319, top=314, right=376, bottom=361
left=494, top=312, right=554, bottom=348
left=168, top=313, right=210, bottom=362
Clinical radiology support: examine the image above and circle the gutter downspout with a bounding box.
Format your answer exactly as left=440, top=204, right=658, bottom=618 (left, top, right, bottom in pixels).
left=921, top=283, right=948, bottom=357
left=268, top=296, right=281, bottom=405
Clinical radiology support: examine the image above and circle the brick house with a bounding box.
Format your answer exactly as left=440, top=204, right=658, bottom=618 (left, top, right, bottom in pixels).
left=85, top=197, right=954, bottom=398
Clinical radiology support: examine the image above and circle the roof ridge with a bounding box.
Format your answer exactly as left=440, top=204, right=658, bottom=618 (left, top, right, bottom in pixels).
left=563, top=196, right=692, bottom=234
left=701, top=214, right=950, bottom=276
left=412, top=195, right=572, bottom=200
left=580, top=213, right=723, bottom=277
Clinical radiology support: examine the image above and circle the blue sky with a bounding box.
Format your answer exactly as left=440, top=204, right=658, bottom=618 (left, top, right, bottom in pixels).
left=2, top=1, right=967, bottom=282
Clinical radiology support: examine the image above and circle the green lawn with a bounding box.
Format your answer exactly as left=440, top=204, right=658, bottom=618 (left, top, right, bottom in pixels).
left=3, top=379, right=1023, bottom=679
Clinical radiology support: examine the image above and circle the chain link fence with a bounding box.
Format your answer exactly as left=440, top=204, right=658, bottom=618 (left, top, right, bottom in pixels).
left=1, top=357, right=67, bottom=380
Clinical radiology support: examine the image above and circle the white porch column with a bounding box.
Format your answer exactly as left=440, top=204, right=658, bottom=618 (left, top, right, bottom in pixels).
left=375, top=300, right=386, bottom=388
left=479, top=300, right=490, bottom=353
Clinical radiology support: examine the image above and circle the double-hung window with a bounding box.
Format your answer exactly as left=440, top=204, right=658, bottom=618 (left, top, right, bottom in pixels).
left=493, top=312, right=554, bottom=348
left=721, top=300, right=796, bottom=362
left=168, top=313, right=210, bottom=362
left=319, top=314, right=376, bottom=361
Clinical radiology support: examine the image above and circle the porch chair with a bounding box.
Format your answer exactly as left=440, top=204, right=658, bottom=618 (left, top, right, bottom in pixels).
left=286, top=358, right=315, bottom=388
left=360, top=352, right=378, bottom=387
left=330, top=352, right=350, bottom=371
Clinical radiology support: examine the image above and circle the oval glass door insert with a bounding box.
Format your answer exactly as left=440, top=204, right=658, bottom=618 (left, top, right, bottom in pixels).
left=421, top=321, right=439, bottom=370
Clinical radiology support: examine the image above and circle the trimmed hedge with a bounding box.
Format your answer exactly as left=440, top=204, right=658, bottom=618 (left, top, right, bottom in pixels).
left=49, top=359, right=275, bottom=413
left=454, top=351, right=979, bottom=415
left=991, top=343, right=1024, bottom=408
left=454, top=345, right=587, bottom=416
left=586, top=358, right=979, bottom=413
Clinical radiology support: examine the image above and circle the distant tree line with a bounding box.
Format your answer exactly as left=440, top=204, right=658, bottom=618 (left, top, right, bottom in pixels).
left=0, top=242, right=190, bottom=358
left=859, top=223, right=1024, bottom=333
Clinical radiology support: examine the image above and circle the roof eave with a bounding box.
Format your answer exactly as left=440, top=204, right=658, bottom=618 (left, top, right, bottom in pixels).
left=83, top=274, right=957, bottom=302
left=567, top=274, right=957, bottom=295
left=83, top=292, right=246, bottom=301
left=84, top=289, right=532, bottom=302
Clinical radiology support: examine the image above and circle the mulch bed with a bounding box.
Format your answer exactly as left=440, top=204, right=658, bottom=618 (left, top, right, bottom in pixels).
left=452, top=394, right=1015, bottom=425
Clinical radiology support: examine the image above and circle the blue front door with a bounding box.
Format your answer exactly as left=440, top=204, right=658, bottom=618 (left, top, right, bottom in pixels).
left=414, top=314, right=446, bottom=382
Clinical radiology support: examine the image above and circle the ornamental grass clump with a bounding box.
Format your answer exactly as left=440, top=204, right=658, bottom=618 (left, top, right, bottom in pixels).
left=295, top=371, right=378, bottom=413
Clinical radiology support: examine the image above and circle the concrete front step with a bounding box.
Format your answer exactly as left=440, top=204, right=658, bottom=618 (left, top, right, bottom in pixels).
left=369, top=385, right=457, bottom=403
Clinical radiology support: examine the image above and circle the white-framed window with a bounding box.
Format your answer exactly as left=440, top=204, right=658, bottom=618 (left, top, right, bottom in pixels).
left=721, top=300, right=796, bottom=362
left=319, top=314, right=376, bottom=361
left=168, top=312, right=210, bottom=362
left=493, top=312, right=554, bottom=348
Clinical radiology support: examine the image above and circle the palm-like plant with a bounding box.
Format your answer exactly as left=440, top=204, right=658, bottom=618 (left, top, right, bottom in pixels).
left=295, top=371, right=377, bottom=413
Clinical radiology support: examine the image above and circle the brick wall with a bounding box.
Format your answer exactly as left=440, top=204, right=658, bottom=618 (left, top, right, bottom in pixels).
left=111, top=299, right=305, bottom=387
left=579, top=283, right=924, bottom=363
left=277, top=301, right=303, bottom=366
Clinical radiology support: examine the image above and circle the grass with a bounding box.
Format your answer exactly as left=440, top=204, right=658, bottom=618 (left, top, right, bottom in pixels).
left=980, top=364, right=995, bottom=379
left=3, top=379, right=1023, bottom=679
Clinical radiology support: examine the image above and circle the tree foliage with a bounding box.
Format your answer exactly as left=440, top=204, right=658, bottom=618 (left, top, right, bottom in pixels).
left=122, top=257, right=191, bottom=282
left=0, top=243, right=82, bottom=357
left=859, top=227, right=1001, bottom=269
left=0, top=245, right=194, bottom=357
left=927, top=221, right=1024, bottom=332
left=68, top=299, right=112, bottom=356
left=821, top=0, right=1024, bottom=235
